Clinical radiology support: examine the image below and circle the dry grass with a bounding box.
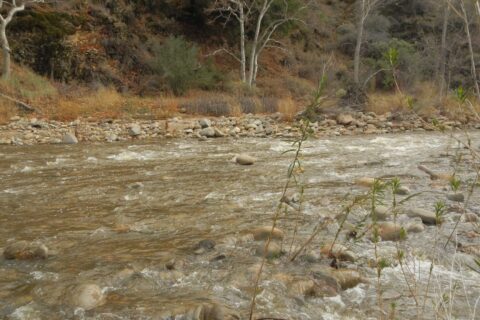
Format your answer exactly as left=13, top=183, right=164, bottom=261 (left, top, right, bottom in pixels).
left=179, top=94, right=242, bottom=117
left=49, top=89, right=180, bottom=121
left=367, top=91, right=411, bottom=115
left=0, top=64, right=58, bottom=122
left=0, top=101, right=17, bottom=124
left=277, top=97, right=302, bottom=121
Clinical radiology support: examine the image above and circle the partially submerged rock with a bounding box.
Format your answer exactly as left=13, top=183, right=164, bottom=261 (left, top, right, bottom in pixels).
left=403, top=208, right=439, bottom=225
left=289, top=279, right=338, bottom=298
left=331, top=269, right=364, bottom=290
left=418, top=165, right=453, bottom=181
left=62, top=133, right=78, bottom=144
left=199, top=127, right=216, bottom=138
left=3, top=241, right=48, bottom=260
left=372, top=205, right=391, bottom=221
left=128, top=124, right=142, bottom=136
left=355, top=177, right=376, bottom=187
left=251, top=226, right=284, bottom=241
left=70, top=284, right=105, bottom=310
left=374, top=222, right=406, bottom=241
left=395, top=185, right=410, bottom=195
left=194, top=239, right=216, bottom=254
left=235, top=154, right=256, bottom=165
left=158, top=302, right=236, bottom=320
left=321, top=243, right=356, bottom=262
left=255, top=241, right=283, bottom=259
left=447, top=193, right=464, bottom=202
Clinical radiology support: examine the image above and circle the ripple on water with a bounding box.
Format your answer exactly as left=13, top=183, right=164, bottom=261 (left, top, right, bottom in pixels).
left=107, top=150, right=160, bottom=161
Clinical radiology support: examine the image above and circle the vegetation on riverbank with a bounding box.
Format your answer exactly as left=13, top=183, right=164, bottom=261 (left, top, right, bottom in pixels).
left=1, top=1, right=480, bottom=125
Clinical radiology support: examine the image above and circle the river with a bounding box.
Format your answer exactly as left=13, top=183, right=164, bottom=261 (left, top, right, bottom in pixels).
left=1, top=132, right=480, bottom=319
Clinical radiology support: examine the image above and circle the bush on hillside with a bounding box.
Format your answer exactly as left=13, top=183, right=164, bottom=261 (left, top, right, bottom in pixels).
left=149, top=36, right=223, bottom=95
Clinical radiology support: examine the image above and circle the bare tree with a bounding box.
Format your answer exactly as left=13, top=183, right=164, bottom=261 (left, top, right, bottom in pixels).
left=447, top=0, right=480, bottom=101
left=353, top=0, right=381, bottom=85
left=210, top=0, right=305, bottom=87
left=0, top=0, right=43, bottom=80
left=438, top=0, right=450, bottom=98
left=209, top=0, right=248, bottom=82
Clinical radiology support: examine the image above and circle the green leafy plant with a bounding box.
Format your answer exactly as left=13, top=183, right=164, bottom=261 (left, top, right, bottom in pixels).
left=149, top=36, right=223, bottom=95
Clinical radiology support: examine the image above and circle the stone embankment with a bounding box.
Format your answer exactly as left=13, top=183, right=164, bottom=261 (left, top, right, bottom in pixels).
left=1, top=111, right=479, bottom=145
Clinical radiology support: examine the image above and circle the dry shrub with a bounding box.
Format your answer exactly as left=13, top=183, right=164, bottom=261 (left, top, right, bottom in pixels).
left=180, top=94, right=241, bottom=116
left=260, top=97, right=280, bottom=113
left=0, top=101, right=17, bottom=124
left=239, top=96, right=262, bottom=114
left=0, top=65, right=57, bottom=101
left=258, top=77, right=291, bottom=98
left=409, top=82, right=442, bottom=117
left=0, top=64, right=58, bottom=118
left=283, top=76, right=315, bottom=100
left=277, top=97, right=301, bottom=121
left=439, top=95, right=480, bottom=122
left=53, top=87, right=123, bottom=121
left=367, top=92, right=410, bottom=115
left=150, top=97, right=179, bottom=119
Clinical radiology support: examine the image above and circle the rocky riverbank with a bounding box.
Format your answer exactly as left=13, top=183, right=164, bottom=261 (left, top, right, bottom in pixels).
left=1, top=111, right=480, bottom=145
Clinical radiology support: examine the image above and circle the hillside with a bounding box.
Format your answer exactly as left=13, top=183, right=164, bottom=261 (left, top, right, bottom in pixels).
left=0, top=0, right=479, bottom=121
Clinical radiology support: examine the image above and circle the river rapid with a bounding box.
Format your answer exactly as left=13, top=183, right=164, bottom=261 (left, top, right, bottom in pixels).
left=1, top=132, right=480, bottom=319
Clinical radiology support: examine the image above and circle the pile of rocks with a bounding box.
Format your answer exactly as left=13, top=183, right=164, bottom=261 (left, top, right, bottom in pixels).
left=0, top=111, right=478, bottom=145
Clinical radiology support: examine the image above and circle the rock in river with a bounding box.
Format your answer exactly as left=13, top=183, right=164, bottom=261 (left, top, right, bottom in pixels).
left=70, top=284, right=105, bottom=310
left=355, top=177, right=376, bottom=187
left=403, top=208, right=439, bottom=225
left=62, top=133, right=78, bottom=144
left=255, top=241, right=283, bottom=258
left=235, top=154, right=256, bottom=165
left=321, top=243, right=356, bottom=262
left=332, top=269, right=364, bottom=290
left=128, top=124, right=142, bottom=136
left=447, top=193, right=464, bottom=202
left=199, top=118, right=212, bottom=128
left=199, top=127, right=216, bottom=138
left=3, top=241, right=48, bottom=260
left=289, top=279, right=338, bottom=298
left=374, top=222, right=406, bottom=241
left=251, top=226, right=284, bottom=241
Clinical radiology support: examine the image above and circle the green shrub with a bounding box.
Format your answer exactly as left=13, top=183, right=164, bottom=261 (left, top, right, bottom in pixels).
left=149, top=36, right=223, bottom=95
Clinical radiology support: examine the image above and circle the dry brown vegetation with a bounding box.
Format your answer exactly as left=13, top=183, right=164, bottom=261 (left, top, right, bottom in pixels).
left=0, top=63, right=478, bottom=124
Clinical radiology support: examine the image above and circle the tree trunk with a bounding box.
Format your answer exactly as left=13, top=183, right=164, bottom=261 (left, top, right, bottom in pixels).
left=248, top=0, right=268, bottom=87
left=461, top=0, right=480, bottom=101
left=1, top=23, right=10, bottom=80
left=239, top=3, right=246, bottom=83
left=353, top=0, right=365, bottom=85
left=438, top=1, right=450, bottom=98
left=252, top=53, right=259, bottom=85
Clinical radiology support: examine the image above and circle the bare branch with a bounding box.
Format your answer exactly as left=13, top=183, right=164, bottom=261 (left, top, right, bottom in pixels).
left=205, top=48, right=242, bottom=63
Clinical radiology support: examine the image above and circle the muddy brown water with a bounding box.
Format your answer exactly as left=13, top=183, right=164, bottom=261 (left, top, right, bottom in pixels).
left=1, top=132, right=480, bottom=319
